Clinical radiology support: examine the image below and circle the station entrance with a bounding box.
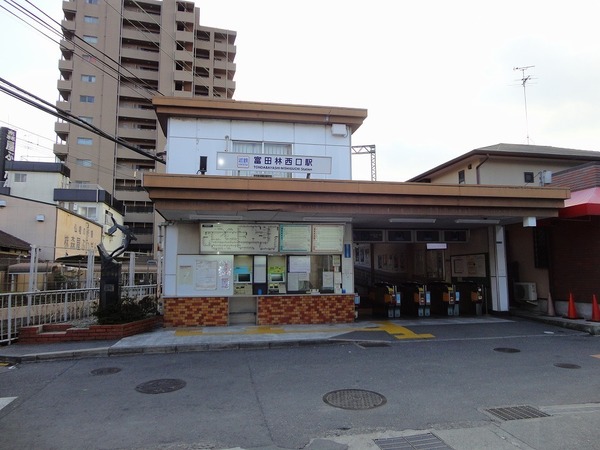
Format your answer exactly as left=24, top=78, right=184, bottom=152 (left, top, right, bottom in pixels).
left=353, top=227, right=491, bottom=320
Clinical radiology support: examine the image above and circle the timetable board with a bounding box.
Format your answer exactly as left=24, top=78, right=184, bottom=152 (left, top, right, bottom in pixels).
left=279, top=224, right=312, bottom=252
left=312, top=224, right=344, bottom=253
left=200, top=223, right=279, bottom=253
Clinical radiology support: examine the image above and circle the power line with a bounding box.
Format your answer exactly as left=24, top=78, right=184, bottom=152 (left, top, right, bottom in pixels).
left=0, top=77, right=165, bottom=164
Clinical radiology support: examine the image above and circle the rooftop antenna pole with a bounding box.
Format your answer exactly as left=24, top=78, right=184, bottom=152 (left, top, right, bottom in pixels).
left=513, top=65, right=534, bottom=144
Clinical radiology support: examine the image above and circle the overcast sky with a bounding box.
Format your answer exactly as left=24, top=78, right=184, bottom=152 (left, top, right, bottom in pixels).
left=2, top=0, right=599, bottom=181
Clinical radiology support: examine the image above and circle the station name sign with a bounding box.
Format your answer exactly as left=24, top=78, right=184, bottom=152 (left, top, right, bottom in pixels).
left=217, top=152, right=332, bottom=174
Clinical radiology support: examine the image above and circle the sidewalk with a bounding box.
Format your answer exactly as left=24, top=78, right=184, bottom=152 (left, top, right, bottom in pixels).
left=1, top=311, right=598, bottom=364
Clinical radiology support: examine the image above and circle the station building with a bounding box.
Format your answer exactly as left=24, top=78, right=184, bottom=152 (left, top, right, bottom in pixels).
left=143, top=97, right=568, bottom=327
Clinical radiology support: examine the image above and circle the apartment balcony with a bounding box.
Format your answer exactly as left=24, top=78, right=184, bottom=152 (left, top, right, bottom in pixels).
left=120, top=47, right=159, bottom=63
left=115, top=189, right=151, bottom=203
left=174, top=49, right=193, bottom=63
left=173, top=89, right=194, bottom=98
left=57, top=79, right=72, bottom=95
left=62, top=1, right=76, bottom=13
left=123, top=211, right=154, bottom=223
left=214, top=60, right=236, bottom=71
left=61, top=19, right=75, bottom=33
left=53, top=143, right=68, bottom=159
left=56, top=100, right=70, bottom=112
left=60, top=39, right=75, bottom=53
left=212, top=78, right=235, bottom=90
left=58, top=58, right=73, bottom=73
left=175, top=10, right=195, bottom=22
left=126, top=232, right=153, bottom=246
left=117, top=127, right=157, bottom=141
left=214, top=41, right=236, bottom=53
left=174, top=70, right=193, bottom=82
left=121, top=28, right=159, bottom=45
left=118, top=106, right=156, bottom=121
left=175, top=30, right=194, bottom=43
left=118, top=85, right=149, bottom=100
left=122, top=9, right=160, bottom=24
left=54, top=121, right=70, bottom=141
left=123, top=67, right=159, bottom=82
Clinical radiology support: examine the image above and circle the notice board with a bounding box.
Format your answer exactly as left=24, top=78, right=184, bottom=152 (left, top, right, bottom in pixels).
left=200, top=223, right=279, bottom=253
left=176, top=254, right=234, bottom=296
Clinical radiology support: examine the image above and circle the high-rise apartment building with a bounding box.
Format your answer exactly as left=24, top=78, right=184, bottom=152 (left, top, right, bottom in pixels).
left=54, top=0, right=236, bottom=253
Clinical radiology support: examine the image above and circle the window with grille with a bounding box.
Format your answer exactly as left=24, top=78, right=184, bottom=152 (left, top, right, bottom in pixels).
left=232, top=141, right=292, bottom=178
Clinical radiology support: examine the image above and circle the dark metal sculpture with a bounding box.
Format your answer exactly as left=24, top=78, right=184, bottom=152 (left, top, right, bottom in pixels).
left=97, top=217, right=137, bottom=312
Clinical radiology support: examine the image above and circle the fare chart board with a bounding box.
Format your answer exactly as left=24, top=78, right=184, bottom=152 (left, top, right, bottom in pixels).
left=200, top=223, right=279, bottom=253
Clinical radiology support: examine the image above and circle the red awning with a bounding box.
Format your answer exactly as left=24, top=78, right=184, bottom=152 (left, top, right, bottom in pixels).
left=560, top=187, right=600, bottom=218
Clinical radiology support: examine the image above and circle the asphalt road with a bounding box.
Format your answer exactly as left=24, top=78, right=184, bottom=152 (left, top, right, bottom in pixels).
left=1, top=319, right=599, bottom=449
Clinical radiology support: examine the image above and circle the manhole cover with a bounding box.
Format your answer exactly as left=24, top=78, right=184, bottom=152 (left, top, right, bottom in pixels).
left=91, top=367, right=122, bottom=376
left=554, top=363, right=581, bottom=369
left=323, top=389, right=386, bottom=410
left=485, top=405, right=551, bottom=421
left=493, top=347, right=521, bottom=353
left=135, top=378, right=186, bottom=394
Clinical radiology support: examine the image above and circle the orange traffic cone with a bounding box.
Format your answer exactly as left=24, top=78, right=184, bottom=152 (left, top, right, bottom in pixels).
left=564, top=292, right=582, bottom=320
left=590, top=294, right=600, bottom=323
left=546, top=292, right=556, bottom=317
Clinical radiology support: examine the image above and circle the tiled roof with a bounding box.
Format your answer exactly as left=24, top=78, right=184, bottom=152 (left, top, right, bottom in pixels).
left=0, top=230, right=30, bottom=251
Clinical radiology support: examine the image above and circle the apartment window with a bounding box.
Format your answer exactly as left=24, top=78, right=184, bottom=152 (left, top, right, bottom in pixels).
left=84, top=16, right=99, bottom=24
left=82, top=54, right=97, bottom=63
left=77, top=137, right=93, bottom=146
left=524, top=172, right=535, bottom=183
left=80, top=206, right=97, bottom=221
left=81, top=74, right=96, bottom=83
left=14, top=173, right=27, bottom=182
left=80, top=95, right=95, bottom=103
left=79, top=116, right=93, bottom=124
left=458, top=170, right=465, bottom=184
left=83, top=35, right=98, bottom=44
left=85, top=0, right=98, bottom=4
left=76, top=159, right=93, bottom=167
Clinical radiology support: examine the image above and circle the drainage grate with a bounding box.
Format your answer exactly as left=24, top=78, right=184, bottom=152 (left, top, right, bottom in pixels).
left=493, top=347, right=521, bottom=353
left=554, top=363, right=581, bottom=369
left=323, top=389, right=386, bottom=410
left=135, top=378, right=186, bottom=394
left=485, top=405, right=551, bottom=421
left=91, top=367, right=121, bottom=376
left=374, top=433, right=453, bottom=450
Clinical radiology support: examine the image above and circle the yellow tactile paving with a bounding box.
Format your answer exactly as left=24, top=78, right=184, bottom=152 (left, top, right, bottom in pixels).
left=371, top=321, right=435, bottom=340
left=174, top=321, right=434, bottom=339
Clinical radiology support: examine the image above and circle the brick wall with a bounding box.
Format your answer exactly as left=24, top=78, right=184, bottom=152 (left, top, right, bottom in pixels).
left=549, top=216, right=600, bottom=303
left=164, top=297, right=228, bottom=327
left=257, top=294, right=355, bottom=325
left=18, top=316, right=162, bottom=344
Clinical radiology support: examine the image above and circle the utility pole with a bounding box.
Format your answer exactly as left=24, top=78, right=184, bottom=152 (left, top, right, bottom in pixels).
left=513, top=66, right=534, bottom=144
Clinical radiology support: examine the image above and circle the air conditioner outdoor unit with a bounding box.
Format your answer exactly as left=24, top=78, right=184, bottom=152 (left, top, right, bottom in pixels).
left=514, top=282, right=537, bottom=302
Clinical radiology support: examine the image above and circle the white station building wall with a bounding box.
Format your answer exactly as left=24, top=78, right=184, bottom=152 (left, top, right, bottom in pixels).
left=165, top=118, right=353, bottom=179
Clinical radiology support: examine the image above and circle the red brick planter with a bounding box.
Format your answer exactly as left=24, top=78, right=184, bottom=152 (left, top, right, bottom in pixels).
left=17, top=316, right=163, bottom=344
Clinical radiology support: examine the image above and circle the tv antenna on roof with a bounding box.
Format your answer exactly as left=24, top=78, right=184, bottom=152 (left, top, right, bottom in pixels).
left=513, top=65, right=535, bottom=144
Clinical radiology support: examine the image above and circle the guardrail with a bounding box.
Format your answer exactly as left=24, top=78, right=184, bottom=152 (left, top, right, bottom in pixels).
left=0, top=285, right=157, bottom=345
